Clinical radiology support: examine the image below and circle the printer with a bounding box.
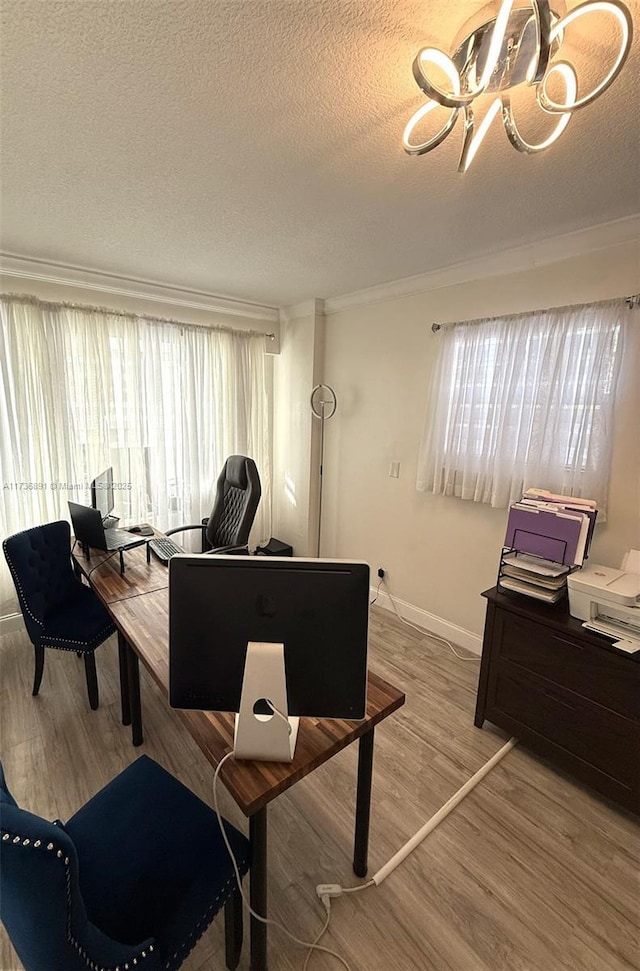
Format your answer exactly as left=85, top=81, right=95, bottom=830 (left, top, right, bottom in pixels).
left=567, top=559, right=640, bottom=653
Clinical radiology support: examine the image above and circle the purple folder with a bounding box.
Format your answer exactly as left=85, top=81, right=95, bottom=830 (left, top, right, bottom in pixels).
left=504, top=505, right=586, bottom=566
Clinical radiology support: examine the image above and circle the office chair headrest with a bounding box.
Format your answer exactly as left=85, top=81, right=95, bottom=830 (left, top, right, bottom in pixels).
left=224, top=455, right=250, bottom=490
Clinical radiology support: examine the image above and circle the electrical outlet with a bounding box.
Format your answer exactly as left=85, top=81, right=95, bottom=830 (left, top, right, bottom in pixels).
left=377, top=567, right=385, bottom=579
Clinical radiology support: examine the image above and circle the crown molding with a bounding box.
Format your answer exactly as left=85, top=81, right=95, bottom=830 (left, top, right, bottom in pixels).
left=0, top=252, right=280, bottom=324
left=324, top=214, right=640, bottom=315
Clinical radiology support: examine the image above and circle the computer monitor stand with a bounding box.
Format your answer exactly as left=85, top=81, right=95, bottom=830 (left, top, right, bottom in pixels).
left=234, top=641, right=300, bottom=762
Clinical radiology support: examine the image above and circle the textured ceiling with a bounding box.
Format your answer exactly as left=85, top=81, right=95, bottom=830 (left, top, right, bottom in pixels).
left=1, top=0, right=639, bottom=307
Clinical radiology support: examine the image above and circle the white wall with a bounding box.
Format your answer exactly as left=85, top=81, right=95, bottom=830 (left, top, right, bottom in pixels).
left=317, top=240, right=640, bottom=643
left=271, top=301, right=325, bottom=556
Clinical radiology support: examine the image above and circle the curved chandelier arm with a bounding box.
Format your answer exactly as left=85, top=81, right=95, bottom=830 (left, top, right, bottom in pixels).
left=528, top=0, right=553, bottom=84
left=402, top=100, right=461, bottom=156
left=458, top=100, right=503, bottom=173
left=403, top=47, right=463, bottom=155
left=411, top=47, right=474, bottom=109
left=503, top=62, right=577, bottom=153
left=538, top=0, right=633, bottom=112
left=412, top=48, right=477, bottom=109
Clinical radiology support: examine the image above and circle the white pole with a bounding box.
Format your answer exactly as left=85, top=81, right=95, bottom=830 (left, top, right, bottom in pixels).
left=372, top=738, right=517, bottom=886
left=310, top=385, right=336, bottom=558
left=317, top=400, right=325, bottom=557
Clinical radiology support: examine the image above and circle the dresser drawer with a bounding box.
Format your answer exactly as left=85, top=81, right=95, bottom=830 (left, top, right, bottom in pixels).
left=495, top=610, right=639, bottom=719
left=491, top=664, right=638, bottom=787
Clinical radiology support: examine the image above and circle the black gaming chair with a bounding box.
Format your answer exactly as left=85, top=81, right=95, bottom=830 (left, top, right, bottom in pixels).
left=166, top=455, right=261, bottom=553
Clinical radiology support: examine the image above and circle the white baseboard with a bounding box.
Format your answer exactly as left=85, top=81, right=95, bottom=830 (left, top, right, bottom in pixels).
left=370, top=588, right=482, bottom=656
left=1, top=593, right=484, bottom=654
left=0, top=613, right=25, bottom=636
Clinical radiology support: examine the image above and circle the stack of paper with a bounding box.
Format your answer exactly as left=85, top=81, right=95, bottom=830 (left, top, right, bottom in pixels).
left=500, top=552, right=571, bottom=603
left=499, top=490, right=598, bottom=603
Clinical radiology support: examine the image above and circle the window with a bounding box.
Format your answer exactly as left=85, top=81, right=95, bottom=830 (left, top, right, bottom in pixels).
left=416, top=299, right=627, bottom=513
left=0, top=295, right=272, bottom=612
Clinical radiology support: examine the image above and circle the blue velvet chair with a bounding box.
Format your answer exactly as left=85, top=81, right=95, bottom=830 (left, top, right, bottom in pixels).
left=0, top=755, right=249, bottom=971
left=2, top=521, right=116, bottom=709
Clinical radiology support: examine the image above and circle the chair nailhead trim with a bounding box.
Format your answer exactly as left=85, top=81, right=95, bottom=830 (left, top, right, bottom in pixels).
left=161, top=872, right=240, bottom=970
left=3, top=543, right=45, bottom=628
left=1, top=828, right=155, bottom=971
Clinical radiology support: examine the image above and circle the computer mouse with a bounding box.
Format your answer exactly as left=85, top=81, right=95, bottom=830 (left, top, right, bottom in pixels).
left=128, top=525, right=142, bottom=533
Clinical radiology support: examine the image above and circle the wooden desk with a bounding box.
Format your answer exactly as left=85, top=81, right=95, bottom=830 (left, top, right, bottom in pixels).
left=73, top=542, right=406, bottom=970
left=73, top=529, right=170, bottom=603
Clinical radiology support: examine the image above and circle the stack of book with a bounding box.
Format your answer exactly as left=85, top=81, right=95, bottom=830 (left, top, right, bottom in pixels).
left=499, top=489, right=598, bottom=602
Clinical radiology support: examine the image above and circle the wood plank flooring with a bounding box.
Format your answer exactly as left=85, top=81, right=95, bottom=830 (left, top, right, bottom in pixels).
left=1, top=606, right=638, bottom=970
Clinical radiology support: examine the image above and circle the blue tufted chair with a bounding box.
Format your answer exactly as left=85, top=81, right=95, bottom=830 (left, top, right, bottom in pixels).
left=166, top=455, right=261, bottom=553
left=2, top=521, right=116, bottom=709
left=0, top=755, right=249, bottom=971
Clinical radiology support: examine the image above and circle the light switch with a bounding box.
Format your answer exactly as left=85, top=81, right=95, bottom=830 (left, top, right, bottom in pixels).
left=389, top=461, right=400, bottom=478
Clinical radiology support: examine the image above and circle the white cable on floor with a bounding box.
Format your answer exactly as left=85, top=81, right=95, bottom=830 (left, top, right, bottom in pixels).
left=212, top=752, right=352, bottom=971
left=381, top=578, right=480, bottom=662
left=372, top=737, right=517, bottom=885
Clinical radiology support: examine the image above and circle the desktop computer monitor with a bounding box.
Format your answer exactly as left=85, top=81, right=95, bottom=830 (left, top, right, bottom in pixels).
left=169, top=555, right=369, bottom=757
left=91, top=467, right=114, bottom=521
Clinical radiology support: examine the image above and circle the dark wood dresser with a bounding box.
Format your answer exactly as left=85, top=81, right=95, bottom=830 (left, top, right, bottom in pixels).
left=476, top=587, right=640, bottom=814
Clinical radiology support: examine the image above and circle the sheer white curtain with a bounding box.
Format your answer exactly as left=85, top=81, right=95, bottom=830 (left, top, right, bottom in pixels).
left=416, top=299, right=628, bottom=513
left=0, top=295, right=272, bottom=613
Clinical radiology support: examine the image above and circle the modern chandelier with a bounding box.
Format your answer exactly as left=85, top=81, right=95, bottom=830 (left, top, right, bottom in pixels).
left=402, top=0, right=633, bottom=172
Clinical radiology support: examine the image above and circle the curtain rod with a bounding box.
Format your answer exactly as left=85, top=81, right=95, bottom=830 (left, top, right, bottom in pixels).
left=0, top=291, right=276, bottom=342
left=431, top=293, right=640, bottom=333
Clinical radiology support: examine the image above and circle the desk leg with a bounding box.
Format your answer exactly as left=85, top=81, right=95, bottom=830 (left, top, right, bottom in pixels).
left=249, top=808, right=268, bottom=971
left=353, top=727, right=375, bottom=877
left=125, top=644, right=144, bottom=746
left=117, top=632, right=131, bottom=726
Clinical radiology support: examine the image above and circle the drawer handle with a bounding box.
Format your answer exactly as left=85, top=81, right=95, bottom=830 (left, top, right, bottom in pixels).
left=540, top=684, right=577, bottom=712
left=551, top=635, right=584, bottom=652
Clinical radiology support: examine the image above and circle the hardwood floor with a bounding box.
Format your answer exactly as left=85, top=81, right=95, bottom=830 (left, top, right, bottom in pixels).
left=1, top=606, right=638, bottom=970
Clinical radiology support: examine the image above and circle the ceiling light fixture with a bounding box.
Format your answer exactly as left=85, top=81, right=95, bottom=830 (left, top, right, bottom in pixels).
left=403, top=0, right=633, bottom=172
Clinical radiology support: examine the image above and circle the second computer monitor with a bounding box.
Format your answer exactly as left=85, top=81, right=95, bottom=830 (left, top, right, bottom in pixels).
left=168, top=555, right=369, bottom=720
left=90, top=467, right=114, bottom=521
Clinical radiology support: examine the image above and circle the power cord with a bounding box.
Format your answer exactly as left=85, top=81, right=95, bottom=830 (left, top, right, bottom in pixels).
left=265, top=699, right=293, bottom=735
left=378, top=575, right=479, bottom=662
left=212, top=752, right=352, bottom=971
left=86, top=549, right=119, bottom=577
left=369, top=577, right=384, bottom=605
left=301, top=900, right=331, bottom=971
